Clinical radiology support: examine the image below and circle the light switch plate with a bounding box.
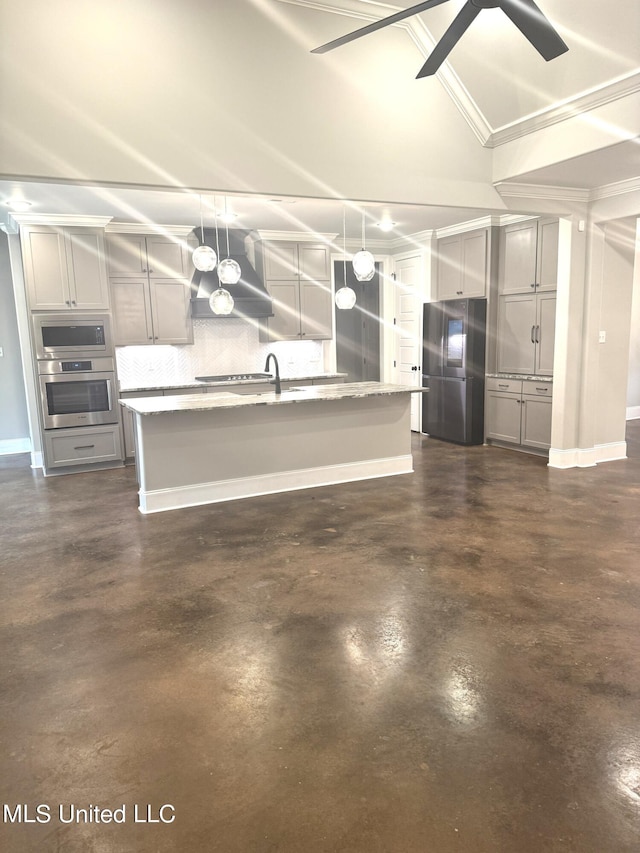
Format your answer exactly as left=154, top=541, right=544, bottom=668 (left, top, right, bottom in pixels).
left=599, top=331, right=606, bottom=343
left=0, top=346, right=4, bottom=357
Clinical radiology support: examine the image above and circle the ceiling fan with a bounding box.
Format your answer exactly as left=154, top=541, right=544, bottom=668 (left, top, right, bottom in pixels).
left=311, top=0, right=568, bottom=78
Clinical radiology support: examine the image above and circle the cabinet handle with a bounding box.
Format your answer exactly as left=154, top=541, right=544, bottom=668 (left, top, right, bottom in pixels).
left=536, top=386, right=548, bottom=393
left=535, top=325, right=540, bottom=343
left=148, top=336, right=153, bottom=340
left=74, top=444, right=95, bottom=450
left=498, top=383, right=509, bottom=389
left=66, top=300, right=71, bottom=306
left=531, top=325, right=535, bottom=343
left=530, top=283, right=536, bottom=289
left=71, top=300, right=76, bottom=305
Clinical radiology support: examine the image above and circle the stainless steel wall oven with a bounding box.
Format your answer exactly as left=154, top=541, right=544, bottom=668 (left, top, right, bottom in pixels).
left=37, top=358, right=119, bottom=429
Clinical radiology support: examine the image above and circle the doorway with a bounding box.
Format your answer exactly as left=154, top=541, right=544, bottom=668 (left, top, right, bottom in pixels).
left=334, top=262, right=381, bottom=383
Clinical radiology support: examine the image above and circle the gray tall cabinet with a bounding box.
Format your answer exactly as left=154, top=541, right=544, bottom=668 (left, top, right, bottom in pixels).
left=486, top=218, right=558, bottom=453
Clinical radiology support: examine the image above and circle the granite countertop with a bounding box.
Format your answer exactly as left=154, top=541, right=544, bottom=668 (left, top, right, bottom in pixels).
left=118, top=372, right=348, bottom=393
left=486, top=373, right=553, bottom=382
left=121, top=382, right=421, bottom=415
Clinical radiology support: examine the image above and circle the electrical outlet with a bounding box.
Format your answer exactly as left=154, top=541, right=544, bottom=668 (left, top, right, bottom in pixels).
left=0, top=346, right=4, bottom=357
left=599, top=331, right=606, bottom=343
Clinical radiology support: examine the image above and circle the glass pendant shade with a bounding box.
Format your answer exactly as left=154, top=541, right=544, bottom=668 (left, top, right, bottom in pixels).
left=335, top=286, right=356, bottom=310
left=192, top=244, right=217, bottom=272
left=217, top=258, right=242, bottom=285
left=209, top=287, right=234, bottom=315
left=352, top=249, right=375, bottom=281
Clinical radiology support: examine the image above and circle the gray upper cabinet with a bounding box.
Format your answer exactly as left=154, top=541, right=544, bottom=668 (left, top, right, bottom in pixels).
left=106, top=233, right=189, bottom=279
left=106, top=234, right=193, bottom=346
left=435, top=228, right=488, bottom=301
left=498, top=218, right=558, bottom=295
left=497, top=291, right=556, bottom=375
left=22, top=225, right=110, bottom=311
left=257, top=240, right=332, bottom=341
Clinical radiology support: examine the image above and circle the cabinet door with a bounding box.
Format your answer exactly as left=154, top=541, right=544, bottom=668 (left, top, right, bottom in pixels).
left=535, top=292, right=556, bottom=375
left=106, top=234, right=148, bottom=276
left=261, top=281, right=301, bottom=341
left=536, top=218, right=559, bottom=292
left=485, top=391, right=522, bottom=443
left=521, top=396, right=552, bottom=449
left=461, top=230, right=487, bottom=298
left=65, top=228, right=110, bottom=309
left=300, top=280, right=332, bottom=339
left=497, top=294, right=536, bottom=374
left=499, top=221, right=537, bottom=294
left=436, top=235, right=462, bottom=300
left=110, top=278, right=153, bottom=345
left=145, top=236, right=189, bottom=278
left=22, top=227, right=70, bottom=309
left=263, top=243, right=298, bottom=280
left=149, top=280, right=193, bottom=344
left=298, top=244, right=330, bottom=281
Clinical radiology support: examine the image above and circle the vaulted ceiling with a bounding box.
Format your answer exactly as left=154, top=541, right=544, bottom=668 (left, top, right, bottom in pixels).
left=0, top=0, right=638, bottom=238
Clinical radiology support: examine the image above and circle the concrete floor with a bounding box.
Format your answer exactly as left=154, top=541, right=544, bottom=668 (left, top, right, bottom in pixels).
left=1, top=426, right=639, bottom=853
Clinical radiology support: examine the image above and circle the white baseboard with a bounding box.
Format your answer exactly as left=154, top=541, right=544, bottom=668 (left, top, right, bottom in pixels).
left=0, top=438, right=31, bottom=456
left=627, top=406, right=640, bottom=420
left=138, top=455, right=414, bottom=514
left=548, top=441, right=628, bottom=469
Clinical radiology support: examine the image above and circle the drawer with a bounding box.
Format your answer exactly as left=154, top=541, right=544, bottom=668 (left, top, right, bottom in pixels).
left=486, top=377, right=522, bottom=394
left=44, top=425, right=123, bottom=468
left=522, top=380, right=553, bottom=397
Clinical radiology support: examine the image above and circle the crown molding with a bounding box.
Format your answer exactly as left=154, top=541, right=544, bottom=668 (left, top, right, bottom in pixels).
left=252, top=229, right=339, bottom=243
left=488, top=71, right=640, bottom=148
left=105, top=222, right=195, bottom=236
left=435, top=215, right=505, bottom=238
left=590, top=176, right=640, bottom=201
left=494, top=182, right=591, bottom=203
left=9, top=213, right=113, bottom=228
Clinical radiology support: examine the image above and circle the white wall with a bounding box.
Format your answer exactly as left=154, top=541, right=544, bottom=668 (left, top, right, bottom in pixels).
left=627, top=219, right=640, bottom=417
left=0, top=0, right=499, bottom=209
left=0, top=233, right=30, bottom=452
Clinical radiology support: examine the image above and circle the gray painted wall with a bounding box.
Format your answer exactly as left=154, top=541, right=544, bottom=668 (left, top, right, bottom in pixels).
left=0, top=232, right=29, bottom=448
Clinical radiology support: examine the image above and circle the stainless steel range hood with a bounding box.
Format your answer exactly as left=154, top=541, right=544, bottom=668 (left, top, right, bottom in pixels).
left=190, top=229, right=273, bottom=319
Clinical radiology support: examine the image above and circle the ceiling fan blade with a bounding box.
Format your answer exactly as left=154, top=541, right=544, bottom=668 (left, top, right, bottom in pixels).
left=416, top=0, right=481, bottom=77
left=498, top=0, right=568, bottom=60
left=311, top=0, right=451, bottom=54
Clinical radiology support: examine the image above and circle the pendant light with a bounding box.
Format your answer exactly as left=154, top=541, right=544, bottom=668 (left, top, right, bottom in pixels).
left=352, top=210, right=375, bottom=282
left=335, top=208, right=356, bottom=310
left=192, top=195, right=217, bottom=272
left=208, top=197, right=235, bottom=316
left=216, top=197, right=242, bottom=287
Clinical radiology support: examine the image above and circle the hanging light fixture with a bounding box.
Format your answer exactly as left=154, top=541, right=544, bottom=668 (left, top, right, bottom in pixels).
left=208, top=197, right=235, bottom=316
left=192, top=195, right=217, bottom=272
left=216, top=197, right=242, bottom=287
left=352, top=210, right=375, bottom=281
left=335, top=208, right=356, bottom=310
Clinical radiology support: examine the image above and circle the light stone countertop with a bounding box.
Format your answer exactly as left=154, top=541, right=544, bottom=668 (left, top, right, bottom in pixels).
left=118, top=373, right=348, bottom=394
left=486, top=373, right=553, bottom=382
left=121, top=382, right=424, bottom=416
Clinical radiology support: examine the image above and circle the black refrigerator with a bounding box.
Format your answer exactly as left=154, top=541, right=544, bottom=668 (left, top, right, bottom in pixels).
left=422, top=298, right=487, bottom=445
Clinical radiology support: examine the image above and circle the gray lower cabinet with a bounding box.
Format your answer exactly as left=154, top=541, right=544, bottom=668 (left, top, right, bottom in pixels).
left=485, top=378, right=553, bottom=452
left=44, top=424, right=123, bottom=469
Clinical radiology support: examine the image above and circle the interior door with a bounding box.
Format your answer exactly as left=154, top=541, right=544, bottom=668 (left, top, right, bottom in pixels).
left=394, top=255, right=423, bottom=431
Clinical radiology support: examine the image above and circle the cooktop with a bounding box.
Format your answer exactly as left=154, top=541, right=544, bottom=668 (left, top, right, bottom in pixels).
left=195, top=373, right=272, bottom=382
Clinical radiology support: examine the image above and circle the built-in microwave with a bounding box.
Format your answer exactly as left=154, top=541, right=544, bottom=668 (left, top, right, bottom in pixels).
left=33, top=314, right=113, bottom=360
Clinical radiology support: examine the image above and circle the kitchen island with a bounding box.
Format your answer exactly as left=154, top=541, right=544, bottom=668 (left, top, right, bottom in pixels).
left=121, top=382, right=420, bottom=513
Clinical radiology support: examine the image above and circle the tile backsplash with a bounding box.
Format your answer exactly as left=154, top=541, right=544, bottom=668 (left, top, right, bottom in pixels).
left=116, top=319, right=327, bottom=389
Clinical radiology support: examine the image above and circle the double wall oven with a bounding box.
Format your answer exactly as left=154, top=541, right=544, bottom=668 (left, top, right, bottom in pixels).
left=33, top=315, right=122, bottom=468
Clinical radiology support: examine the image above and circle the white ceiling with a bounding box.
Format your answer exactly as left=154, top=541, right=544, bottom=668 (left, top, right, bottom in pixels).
left=1, top=0, right=638, bottom=238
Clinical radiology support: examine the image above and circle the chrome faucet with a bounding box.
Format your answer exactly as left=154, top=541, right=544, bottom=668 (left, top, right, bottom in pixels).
left=264, top=353, right=281, bottom=395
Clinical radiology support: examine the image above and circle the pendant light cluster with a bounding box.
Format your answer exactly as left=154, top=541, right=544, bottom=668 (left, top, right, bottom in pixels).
left=335, top=208, right=356, bottom=310
left=191, top=195, right=238, bottom=315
